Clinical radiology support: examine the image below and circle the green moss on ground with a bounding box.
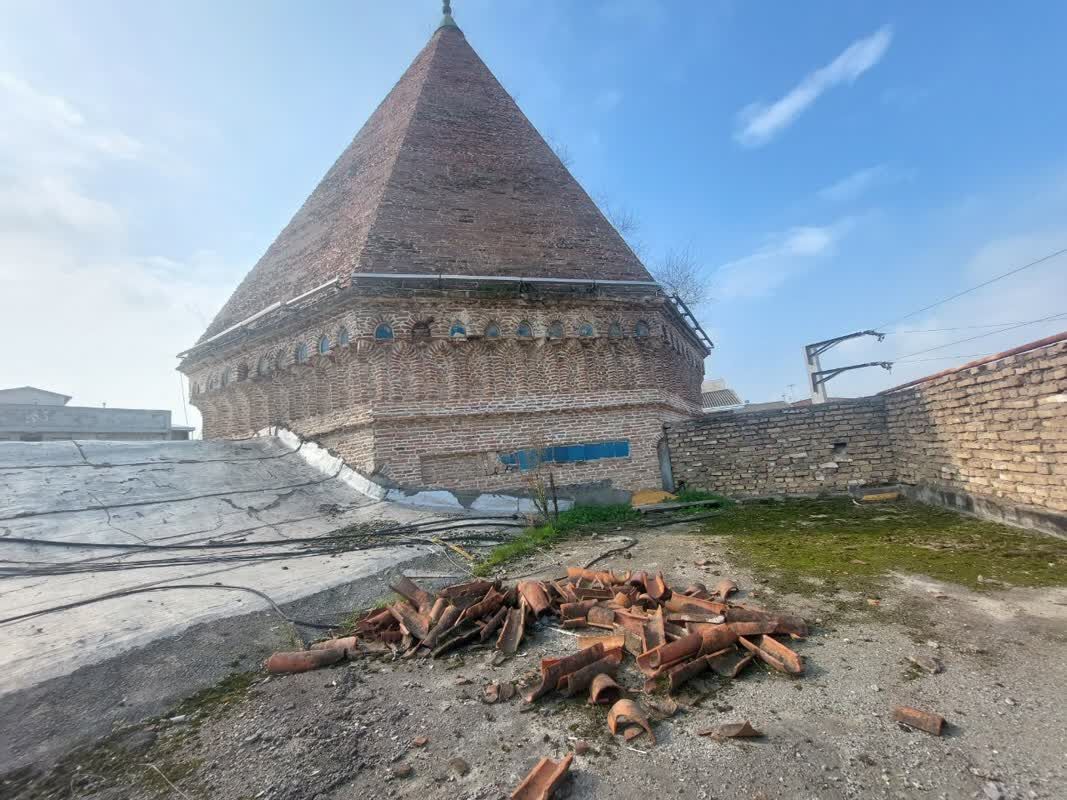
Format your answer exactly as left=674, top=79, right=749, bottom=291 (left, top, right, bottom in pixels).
left=473, top=503, right=639, bottom=576
left=700, top=497, right=1067, bottom=594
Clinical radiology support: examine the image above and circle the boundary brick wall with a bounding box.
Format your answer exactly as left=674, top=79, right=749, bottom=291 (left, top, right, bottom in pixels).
left=665, top=338, right=1067, bottom=533
left=884, top=338, right=1067, bottom=521
left=665, top=398, right=894, bottom=497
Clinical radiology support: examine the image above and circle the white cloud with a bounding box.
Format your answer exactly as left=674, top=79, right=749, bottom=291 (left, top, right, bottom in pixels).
left=833, top=230, right=1067, bottom=396
left=0, top=71, right=228, bottom=434
left=735, top=26, right=893, bottom=148
left=711, top=218, right=856, bottom=300
left=817, top=163, right=914, bottom=203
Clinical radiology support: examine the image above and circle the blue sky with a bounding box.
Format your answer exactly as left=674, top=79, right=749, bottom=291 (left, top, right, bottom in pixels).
left=1, top=0, right=1065, bottom=430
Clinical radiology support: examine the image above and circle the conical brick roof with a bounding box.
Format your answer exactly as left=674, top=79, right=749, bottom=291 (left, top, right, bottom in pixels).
left=199, top=22, right=651, bottom=342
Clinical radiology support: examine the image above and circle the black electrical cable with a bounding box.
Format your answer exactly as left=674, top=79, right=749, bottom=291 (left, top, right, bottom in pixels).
left=0, top=583, right=345, bottom=629
left=0, top=517, right=524, bottom=552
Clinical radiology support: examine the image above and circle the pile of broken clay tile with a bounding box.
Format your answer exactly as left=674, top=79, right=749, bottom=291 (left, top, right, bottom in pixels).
left=266, top=565, right=808, bottom=697
left=265, top=567, right=810, bottom=797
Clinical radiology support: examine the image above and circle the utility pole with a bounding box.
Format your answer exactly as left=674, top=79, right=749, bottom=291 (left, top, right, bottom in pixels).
left=804, top=330, right=889, bottom=403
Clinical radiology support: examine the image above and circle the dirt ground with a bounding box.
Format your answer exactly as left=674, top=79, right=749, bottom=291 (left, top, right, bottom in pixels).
left=8, top=512, right=1067, bottom=800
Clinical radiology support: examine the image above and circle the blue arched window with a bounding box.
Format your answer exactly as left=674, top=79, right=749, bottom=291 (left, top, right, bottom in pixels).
left=608, top=321, right=623, bottom=338
left=449, top=321, right=467, bottom=338
left=516, top=320, right=533, bottom=338
left=374, top=323, right=394, bottom=341
left=318, top=335, right=330, bottom=355
left=337, top=327, right=350, bottom=347
left=295, top=343, right=309, bottom=363
left=579, top=322, right=595, bottom=337
left=547, top=320, right=564, bottom=339
left=485, top=321, right=501, bottom=338
left=634, top=320, right=650, bottom=338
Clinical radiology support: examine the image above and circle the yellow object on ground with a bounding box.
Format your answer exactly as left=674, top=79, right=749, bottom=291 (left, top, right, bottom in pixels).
left=630, top=489, right=676, bottom=507
left=860, top=491, right=901, bottom=503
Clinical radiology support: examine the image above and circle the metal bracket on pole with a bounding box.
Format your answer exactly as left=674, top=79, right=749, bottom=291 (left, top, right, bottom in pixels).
left=811, top=361, right=893, bottom=391
left=804, top=330, right=886, bottom=403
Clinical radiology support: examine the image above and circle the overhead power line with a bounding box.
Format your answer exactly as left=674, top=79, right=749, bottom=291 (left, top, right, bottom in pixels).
left=875, top=246, right=1067, bottom=330
left=895, top=311, right=1067, bottom=361
left=888, top=317, right=1066, bottom=334
left=895, top=353, right=993, bottom=364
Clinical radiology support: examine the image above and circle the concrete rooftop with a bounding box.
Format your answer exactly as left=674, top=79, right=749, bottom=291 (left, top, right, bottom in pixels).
left=0, top=436, right=478, bottom=769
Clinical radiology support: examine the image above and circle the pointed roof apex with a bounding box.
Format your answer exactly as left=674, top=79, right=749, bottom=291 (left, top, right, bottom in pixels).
left=438, top=0, right=460, bottom=31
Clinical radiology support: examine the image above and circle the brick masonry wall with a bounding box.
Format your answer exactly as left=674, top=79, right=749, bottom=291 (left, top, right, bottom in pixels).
left=665, top=398, right=894, bottom=497
left=186, top=288, right=705, bottom=493
left=884, top=339, right=1067, bottom=514
left=665, top=339, right=1067, bottom=523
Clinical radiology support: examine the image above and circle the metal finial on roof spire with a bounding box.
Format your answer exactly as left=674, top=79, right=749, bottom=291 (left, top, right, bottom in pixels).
left=439, top=0, right=459, bottom=30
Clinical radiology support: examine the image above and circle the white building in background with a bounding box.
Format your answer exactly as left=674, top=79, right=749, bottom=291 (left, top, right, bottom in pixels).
left=0, top=386, right=193, bottom=442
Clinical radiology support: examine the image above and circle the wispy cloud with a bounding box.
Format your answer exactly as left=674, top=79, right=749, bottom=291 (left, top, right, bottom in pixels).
left=817, top=163, right=914, bottom=203
left=0, top=71, right=229, bottom=431
left=711, top=218, right=857, bottom=299
left=735, top=26, right=893, bottom=148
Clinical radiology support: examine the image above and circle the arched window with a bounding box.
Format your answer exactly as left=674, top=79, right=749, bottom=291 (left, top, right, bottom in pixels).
left=193, top=382, right=202, bottom=396
left=208, top=375, right=219, bottom=391
left=257, top=355, right=269, bottom=376
left=578, top=322, right=595, bottom=337
left=449, top=321, right=467, bottom=338
left=516, top=320, right=533, bottom=338
left=220, top=368, right=232, bottom=387
left=547, top=320, right=564, bottom=339
left=374, top=323, right=394, bottom=341
left=608, top=321, right=623, bottom=338
left=634, top=320, right=650, bottom=338
left=295, top=343, right=309, bottom=363
left=412, top=320, right=431, bottom=340
left=274, top=351, right=285, bottom=371
left=337, top=327, right=349, bottom=347
left=485, top=321, right=501, bottom=338
left=318, top=335, right=330, bottom=355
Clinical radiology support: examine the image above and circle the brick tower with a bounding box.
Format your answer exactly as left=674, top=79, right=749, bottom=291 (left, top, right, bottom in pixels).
left=179, top=4, right=711, bottom=493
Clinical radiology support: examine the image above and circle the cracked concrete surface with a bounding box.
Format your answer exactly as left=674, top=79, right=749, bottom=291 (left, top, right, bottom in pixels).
left=0, top=437, right=482, bottom=770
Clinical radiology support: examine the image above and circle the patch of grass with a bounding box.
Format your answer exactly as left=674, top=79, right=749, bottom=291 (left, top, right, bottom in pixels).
left=699, top=497, right=1067, bottom=594
left=671, top=488, right=735, bottom=515
left=473, top=503, right=639, bottom=576
left=171, top=670, right=257, bottom=721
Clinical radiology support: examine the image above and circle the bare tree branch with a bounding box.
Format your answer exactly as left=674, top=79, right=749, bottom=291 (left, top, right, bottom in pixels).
left=546, top=134, right=574, bottom=169
left=652, top=246, right=710, bottom=308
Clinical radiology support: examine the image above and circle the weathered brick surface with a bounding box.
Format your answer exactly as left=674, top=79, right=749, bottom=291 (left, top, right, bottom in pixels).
left=664, top=340, right=1067, bottom=516
left=200, top=26, right=649, bottom=342
left=186, top=287, right=704, bottom=492
left=665, top=398, right=893, bottom=496
left=885, top=340, right=1067, bottom=513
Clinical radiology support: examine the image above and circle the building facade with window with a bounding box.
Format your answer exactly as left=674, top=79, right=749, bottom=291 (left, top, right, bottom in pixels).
left=178, top=6, right=710, bottom=492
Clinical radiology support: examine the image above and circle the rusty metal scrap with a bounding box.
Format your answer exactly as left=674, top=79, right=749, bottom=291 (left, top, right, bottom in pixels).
left=607, top=699, right=656, bottom=745
left=892, top=705, right=945, bottom=735
left=511, top=753, right=574, bottom=800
